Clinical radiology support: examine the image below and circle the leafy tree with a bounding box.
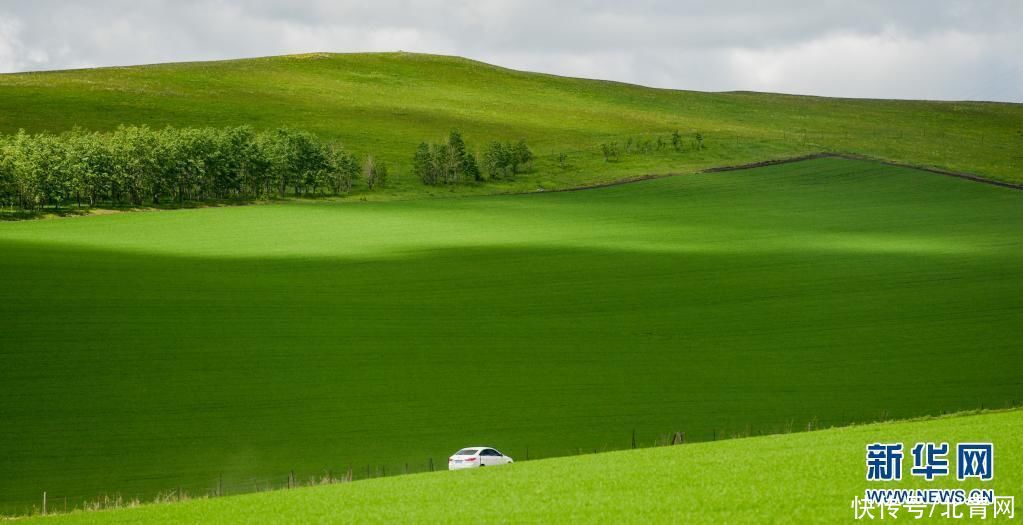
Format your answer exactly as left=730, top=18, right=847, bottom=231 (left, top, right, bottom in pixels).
left=414, top=132, right=511, bottom=185
left=482, top=141, right=509, bottom=179
left=433, top=143, right=457, bottom=184
left=35, top=134, right=73, bottom=209
left=364, top=155, right=388, bottom=190
left=448, top=131, right=467, bottom=177
left=478, top=139, right=533, bottom=180
left=413, top=142, right=437, bottom=185
left=62, top=129, right=99, bottom=207
left=463, top=151, right=481, bottom=181
left=512, top=139, right=533, bottom=173
left=328, top=146, right=359, bottom=194
left=0, top=137, right=14, bottom=209
left=60, top=130, right=114, bottom=207
left=601, top=141, right=619, bottom=162
left=7, top=131, right=39, bottom=209
left=110, top=125, right=161, bottom=205
left=212, top=126, right=257, bottom=199
left=374, top=161, right=389, bottom=189
left=0, top=125, right=376, bottom=211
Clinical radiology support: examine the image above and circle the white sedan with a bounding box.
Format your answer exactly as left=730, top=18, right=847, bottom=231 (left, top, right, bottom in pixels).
left=448, top=447, right=514, bottom=470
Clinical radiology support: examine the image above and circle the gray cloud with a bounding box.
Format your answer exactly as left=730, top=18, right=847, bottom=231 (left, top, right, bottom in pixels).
left=0, top=0, right=1020, bottom=101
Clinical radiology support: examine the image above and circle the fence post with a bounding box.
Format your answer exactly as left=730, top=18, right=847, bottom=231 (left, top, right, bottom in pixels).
left=631, top=429, right=637, bottom=449
left=42, top=491, right=47, bottom=516
left=429, top=457, right=434, bottom=472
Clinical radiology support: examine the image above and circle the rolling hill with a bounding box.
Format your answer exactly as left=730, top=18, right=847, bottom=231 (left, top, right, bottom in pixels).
left=1, top=156, right=1021, bottom=514
left=22, top=409, right=1023, bottom=523
left=0, top=51, right=1021, bottom=199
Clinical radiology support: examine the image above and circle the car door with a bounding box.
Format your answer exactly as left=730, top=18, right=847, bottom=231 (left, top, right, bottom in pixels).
left=480, top=448, right=501, bottom=466
left=491, top=449, right=510, bottom=465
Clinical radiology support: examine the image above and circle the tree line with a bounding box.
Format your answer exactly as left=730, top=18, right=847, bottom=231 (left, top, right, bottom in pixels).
left=413, top=131, right=532, bottom=185
left=0, top=126, right=372, bottom=210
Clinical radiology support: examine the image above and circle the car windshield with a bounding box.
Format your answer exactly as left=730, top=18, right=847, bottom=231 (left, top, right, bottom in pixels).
left=455, top=448, right=479, bottom=456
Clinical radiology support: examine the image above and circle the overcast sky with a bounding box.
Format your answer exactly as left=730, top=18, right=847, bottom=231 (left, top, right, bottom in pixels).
left=1, top=1, right=1021, bottom=102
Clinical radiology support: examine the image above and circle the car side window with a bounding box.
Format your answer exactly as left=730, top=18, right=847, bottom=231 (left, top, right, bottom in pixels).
left=482, top=449, right=497, bottom=456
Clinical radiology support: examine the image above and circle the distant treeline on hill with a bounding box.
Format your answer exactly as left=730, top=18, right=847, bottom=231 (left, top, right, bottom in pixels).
left=413, top=131, right=533, bottom=185
left=0, top=126, right=382, bottom=210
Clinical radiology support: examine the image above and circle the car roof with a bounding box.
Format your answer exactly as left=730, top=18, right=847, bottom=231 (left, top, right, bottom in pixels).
left=459, top=446, right=495, bottom=452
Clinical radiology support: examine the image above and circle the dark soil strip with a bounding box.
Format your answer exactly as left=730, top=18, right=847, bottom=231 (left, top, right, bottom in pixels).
left=476, top=151, right=1022, bottom=198
left=700, top=153, right=836, bottom=173
left=532, top=173, right=668, bottom=193
left=828, top=152, right=1023, bottom=191
left=701, top=152, right=1023, bottom=191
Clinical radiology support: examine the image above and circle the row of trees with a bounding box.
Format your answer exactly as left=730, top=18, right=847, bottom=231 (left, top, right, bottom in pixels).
left=0, top=126, right=371, bottom=210
left=481, top=139, right=533, bottom=180
left=413, top=131, right=533, bottom=185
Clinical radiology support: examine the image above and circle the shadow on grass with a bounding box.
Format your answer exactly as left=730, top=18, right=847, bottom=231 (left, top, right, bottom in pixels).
left=0, top=239, right=1020, bottom=515
left=0, top=195, right=358, bottom=221
left=0, top=208, right=93, bottom=221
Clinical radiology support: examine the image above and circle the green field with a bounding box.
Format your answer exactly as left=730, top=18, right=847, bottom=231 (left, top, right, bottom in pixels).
left=23, top=409, right=1023, bottom=523
left=1, top=51, right=1021, bottom=201
left=1, top=156, right=1021, bottom=514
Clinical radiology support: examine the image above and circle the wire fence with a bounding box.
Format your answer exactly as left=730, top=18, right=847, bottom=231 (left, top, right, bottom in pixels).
left=12, top=399, right=1022, bottom=518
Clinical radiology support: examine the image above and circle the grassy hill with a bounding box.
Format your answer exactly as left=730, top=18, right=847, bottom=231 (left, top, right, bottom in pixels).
left=1, top=51, right=1021, bottom=199
left=23, top=409, right=1023, bottom=523
left=1, top=156, right=1021, bottom=514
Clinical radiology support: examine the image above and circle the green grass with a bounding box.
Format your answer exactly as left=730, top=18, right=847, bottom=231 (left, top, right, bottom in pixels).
left=1, top=157, right=1021, bottom=514
left=0, top=51, right=1021, bottom=200
left=22, top=409, right=1023, bottom=523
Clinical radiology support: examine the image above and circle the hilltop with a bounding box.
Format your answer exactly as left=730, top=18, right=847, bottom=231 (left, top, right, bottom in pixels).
left=1, top=51, right=1021, bottom=199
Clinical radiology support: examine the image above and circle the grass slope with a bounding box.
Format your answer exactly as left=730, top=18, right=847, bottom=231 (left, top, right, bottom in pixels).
left=25, top=409, right=1023, bottom=523
left=0, top=51, right=1021, bottom=198
left=1, top=157, right=1021, bottom=513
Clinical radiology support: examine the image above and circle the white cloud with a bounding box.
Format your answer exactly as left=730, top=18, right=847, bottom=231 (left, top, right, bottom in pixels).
left=725, top=29, right=1022, bottom=100
left=0, top=15, right=25, bottom=71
